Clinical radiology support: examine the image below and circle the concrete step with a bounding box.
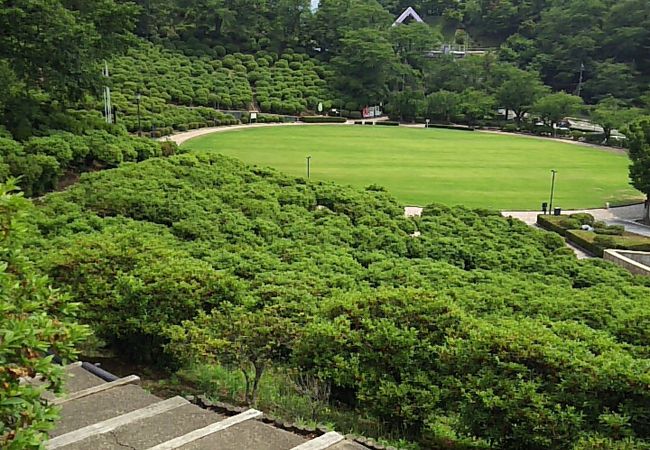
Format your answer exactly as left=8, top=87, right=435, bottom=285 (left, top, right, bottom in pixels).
left=62, top=364, right=106, bottom=394
left=291, top=432, right=344, bottom=449
left=47, top=397, right=187, bottom=449
left=50, top=384, right=161, bottom=437
left=147, top=408, right=261, bottom=450
left=178, top=418, right=308, bottom=450
left=330, top=441, right=370, bottom=450
left=59, top=402, right=223, bottom=450
left=52, top=375, right=140, bottom=405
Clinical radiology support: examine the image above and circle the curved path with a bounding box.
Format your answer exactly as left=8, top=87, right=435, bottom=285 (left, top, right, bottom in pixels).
left=163, top=121, right=354, bottom=146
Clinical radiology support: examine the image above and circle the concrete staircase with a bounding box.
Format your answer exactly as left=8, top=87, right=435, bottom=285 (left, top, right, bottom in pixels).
left=46, top=363, right=369, bottom=450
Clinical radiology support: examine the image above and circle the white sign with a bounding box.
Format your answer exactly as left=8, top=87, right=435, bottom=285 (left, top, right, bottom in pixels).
left=250, top=112, right=257, bottom=120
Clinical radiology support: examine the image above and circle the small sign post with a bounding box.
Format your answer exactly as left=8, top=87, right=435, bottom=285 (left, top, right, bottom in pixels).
left=250, top=112, right=257, bottom=124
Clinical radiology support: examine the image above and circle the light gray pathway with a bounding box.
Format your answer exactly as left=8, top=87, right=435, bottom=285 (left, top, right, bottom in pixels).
left=163, top=121, right=354, bottom=146
left=607, top=219, right=650, bottom=237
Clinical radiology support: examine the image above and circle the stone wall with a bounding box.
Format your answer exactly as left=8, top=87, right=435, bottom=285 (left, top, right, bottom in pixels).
left=604, top=250, right=650, bottom=276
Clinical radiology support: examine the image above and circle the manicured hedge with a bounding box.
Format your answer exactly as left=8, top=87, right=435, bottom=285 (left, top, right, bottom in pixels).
left=537, top=214, right=568, bottom=236
left=108, top=42, right=334, bottom=131
left=299, top=116, right=347, bottom=123
left=427, top=123, right=475, bottom=131
left=375, top=121, right=399, bottom=126
left=566, top=229, right=650, bottom=257
left=565, top=230, right=602, bottom=256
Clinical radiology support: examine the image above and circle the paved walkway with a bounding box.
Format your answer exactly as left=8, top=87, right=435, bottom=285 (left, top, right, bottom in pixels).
left=163, top=121, right=355, bottom=146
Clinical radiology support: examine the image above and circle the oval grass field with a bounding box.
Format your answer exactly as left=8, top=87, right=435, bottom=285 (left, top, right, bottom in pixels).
left=182, top=125, right=643, bottom=210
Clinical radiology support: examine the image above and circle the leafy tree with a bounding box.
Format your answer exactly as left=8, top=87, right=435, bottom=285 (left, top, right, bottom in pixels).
left=331, top=29, right=402, bottom=106
left=459, top=89, right=496, bottom=126
left=425, top=90, right=461, bottom=122
left=0, top=0, right=137, bottom=100
left=582, top=60, right=641, bottom=103
left=532, top=92, right=584, bottom=133
left=168, top=304, right=297, bottom=405
left=389, top=22, right=441, bottom=70
left=312, top=0, right=392, bottom=57
left=0, top=181, right=89, bottom=448
left=626, top=116, right=650, bottom=223
left=592, top=96, right=643, bottom=144
left=497, top=67, right=549, bottom=123
left=386, top=90, right=424, bottom=122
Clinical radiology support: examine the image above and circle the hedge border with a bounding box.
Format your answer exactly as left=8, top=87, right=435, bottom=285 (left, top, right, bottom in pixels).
left=536, top=215, right=567, bottom=236
left=425, top=123, right=475, bottom=131
left=300, top=116, right=347, bottom=123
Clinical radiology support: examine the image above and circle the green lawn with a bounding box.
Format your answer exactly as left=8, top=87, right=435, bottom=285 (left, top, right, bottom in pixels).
left=182, top=126, right=643, bottom=209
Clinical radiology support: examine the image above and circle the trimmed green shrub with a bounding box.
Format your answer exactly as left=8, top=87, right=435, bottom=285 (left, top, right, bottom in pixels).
left=537, top=214, right=569, bottom=236
left=25, top=136, right=73, bottom=168
left=594, top=225, right=625, bottom=236
left=427, top=123, right=475, bottom=131
left=300, top=116, right=346, bottom=123
left=558, top=218, right=581, bottom=229
left=375, top=121, right=400, bottom=126
left=569, top=213, right=595, bottom=226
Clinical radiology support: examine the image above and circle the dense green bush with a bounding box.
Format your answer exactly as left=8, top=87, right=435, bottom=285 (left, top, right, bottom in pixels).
left=569, top=213, right=595, bottom=225
left=594, top=224, right=625, bottom=236
left=24, top=154, right=650, bottom=449
left=502, top=123, right=520, bottom=132
left=374, top=121, right=399, bottom=126
left=0, top=182, right=89, bottom=448
left=107, top=42, right=333, bottom=129
left=299, top=116, right=347, bottom=123
left=0, top=131, right=172, bottom=196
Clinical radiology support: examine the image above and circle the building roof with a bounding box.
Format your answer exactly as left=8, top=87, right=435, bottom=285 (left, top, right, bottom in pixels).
left=392, top=7, right=424, bottom=26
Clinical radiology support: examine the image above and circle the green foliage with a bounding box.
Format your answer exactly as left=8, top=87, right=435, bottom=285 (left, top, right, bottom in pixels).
left=300, top=116, right=347, bottom=123
left=0, top=181, right=89, bottom=448
left=626, top=116, right=650, bottom=221
left=108, top=42, right=333, bottom=126
left=533, top=92, right=584, bottom=128
left=168, top=304, right=297, bottom=405
left=569, top=213, right=595, bottom=226
left=24, top=153, right=650, bottom=448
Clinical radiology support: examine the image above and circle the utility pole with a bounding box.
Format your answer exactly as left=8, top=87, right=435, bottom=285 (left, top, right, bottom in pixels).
left=549, top=169, right=558, bottom=215
left=102, top=61, right=113, bottom=124
left=576, top=62, right=585, bottom=97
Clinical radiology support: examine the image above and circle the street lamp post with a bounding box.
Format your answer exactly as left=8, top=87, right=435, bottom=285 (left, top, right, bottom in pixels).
left=549, top=169, right=557, bottom=215
left=136, top=92, right=142, bottom=137
left=306, top=156, right=312, bottom=179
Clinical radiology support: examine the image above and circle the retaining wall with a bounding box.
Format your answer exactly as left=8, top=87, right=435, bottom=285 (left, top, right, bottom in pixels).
left=603, top=249, right=650, bottom=276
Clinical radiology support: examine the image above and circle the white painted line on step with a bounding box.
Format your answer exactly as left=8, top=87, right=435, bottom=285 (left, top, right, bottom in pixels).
left=51, top=374, right=140, bottom=405
left=46, top=396, right=188, bottom=449
left=145, top=408, right=263, bottom=450
left=290, top=431, right=345, bottom=450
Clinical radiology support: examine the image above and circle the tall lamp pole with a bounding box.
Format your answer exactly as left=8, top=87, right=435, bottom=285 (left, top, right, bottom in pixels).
left=549, top=169, right=557, bottom=214
left=136, top=92, right=142, bottom=137
left=306, top=156, right=312, bottom=179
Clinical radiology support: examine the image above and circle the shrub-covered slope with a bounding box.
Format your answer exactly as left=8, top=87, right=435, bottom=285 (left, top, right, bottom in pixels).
left=27, top=154, right=650, bottom=449
left=107, top=42, right=334, bottom=131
